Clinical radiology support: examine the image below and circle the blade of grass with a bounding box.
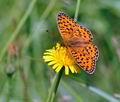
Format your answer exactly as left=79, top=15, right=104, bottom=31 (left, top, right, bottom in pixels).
left=40, top=0, right=57, bottom=20
left=88, top=86, right=119, bottom=102
left=21, top=0, right=57, bottom=55
left=74, top=0, right=81, bottom=21
left=0, top=0, right=37, bottom=61
left=72, top=79, right=119, bottom=102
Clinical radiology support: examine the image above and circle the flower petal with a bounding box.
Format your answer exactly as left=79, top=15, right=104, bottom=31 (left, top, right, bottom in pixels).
left=52, top=63, right=62, bottom=69
left=55, top=65, right=63, bottom=73
left=69, top=65, right=75, bottom=73
left=48, top=61, right=57, bottom=65
left=43, top=56, right=54, bottom=61
left=65, top=65, right=69, bottom=75
left=44, top=52, right=53, bottom=55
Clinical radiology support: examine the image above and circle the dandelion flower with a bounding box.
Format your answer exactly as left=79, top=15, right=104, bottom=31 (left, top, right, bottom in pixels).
left=43, top=43, right=80, bottom=75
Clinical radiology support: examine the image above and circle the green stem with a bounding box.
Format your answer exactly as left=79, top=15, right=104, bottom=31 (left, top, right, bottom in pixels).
left=74, top=0, right=81, bottom=21
left=47, top=69, right=63, bottom=102
left=6, top=78, right=13, bottom=102
left=0, top=0, right=37, bottom=61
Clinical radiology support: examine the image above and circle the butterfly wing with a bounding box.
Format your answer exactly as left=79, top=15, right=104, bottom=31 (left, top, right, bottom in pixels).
left=85, top=43, right=99, bottom=60
left=57, top=12, right=93, bottom=43
left=57, top=12, right=99, bottom=74
left=68, top=44, right=98, bottom=74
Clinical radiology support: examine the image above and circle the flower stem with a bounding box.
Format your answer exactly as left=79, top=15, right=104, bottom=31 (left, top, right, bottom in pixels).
left=47, top=69, right=63, bottom=102
left=74, top=0, right=81, bottom=21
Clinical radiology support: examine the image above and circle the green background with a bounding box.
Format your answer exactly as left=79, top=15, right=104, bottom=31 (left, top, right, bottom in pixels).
left=0, top=0, right=120, bottom=102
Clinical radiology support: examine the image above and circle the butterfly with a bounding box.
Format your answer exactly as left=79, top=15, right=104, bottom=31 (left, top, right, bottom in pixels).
left=57, top=12, right=99, bottom=74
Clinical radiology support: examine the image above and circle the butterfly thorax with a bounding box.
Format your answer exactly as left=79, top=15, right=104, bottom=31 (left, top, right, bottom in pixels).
left=63, top=36, right=90, bottom=48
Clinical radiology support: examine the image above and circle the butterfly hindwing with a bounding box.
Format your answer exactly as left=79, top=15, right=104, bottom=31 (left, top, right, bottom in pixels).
left=68, top=46, right=96, bottom=74
left=85, top=43, right=99, bottom=60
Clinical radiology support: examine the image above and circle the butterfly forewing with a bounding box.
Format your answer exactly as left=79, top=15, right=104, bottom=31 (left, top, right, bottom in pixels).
left=57, top=12, right=93, bottom=43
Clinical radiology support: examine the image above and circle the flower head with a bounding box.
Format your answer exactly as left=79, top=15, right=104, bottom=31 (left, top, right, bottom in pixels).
left=43, top=43, right=80, bottom=75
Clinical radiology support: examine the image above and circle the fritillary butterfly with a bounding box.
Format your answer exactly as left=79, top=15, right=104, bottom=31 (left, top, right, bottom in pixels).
left=57, top=12, right=99, bottom=74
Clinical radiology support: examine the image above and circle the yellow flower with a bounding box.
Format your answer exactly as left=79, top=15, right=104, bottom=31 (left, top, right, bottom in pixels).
left=43, top=43, right=80, bottom=75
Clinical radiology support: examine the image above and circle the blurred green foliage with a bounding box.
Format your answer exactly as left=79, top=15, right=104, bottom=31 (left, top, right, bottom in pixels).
left=0, top=0, right=120, bottom=102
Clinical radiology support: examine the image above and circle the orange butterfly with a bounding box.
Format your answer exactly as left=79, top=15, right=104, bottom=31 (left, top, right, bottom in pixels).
left=57, top=12, right=99, bottom=74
